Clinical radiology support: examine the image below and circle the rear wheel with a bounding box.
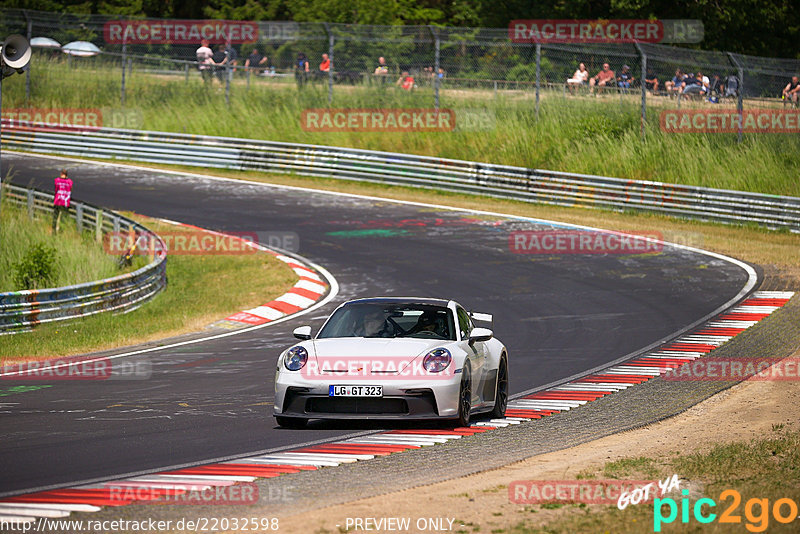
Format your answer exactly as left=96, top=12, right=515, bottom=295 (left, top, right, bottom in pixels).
left=275, top=416, right=307, bottom=429
left=490, top=357, right=508, bottom=418
left=454, top=366, right=472, bottom=427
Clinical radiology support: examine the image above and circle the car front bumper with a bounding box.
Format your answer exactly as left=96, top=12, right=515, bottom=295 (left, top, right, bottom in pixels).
left=274, top=371, right=462, bottom=420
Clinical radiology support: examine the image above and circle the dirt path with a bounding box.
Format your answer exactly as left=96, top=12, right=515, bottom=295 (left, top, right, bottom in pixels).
left=278, top=352, right=800, bottom=533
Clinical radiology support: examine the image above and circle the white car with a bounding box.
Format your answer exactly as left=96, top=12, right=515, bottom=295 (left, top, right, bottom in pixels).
left=273, top=297, right=508, bottom=428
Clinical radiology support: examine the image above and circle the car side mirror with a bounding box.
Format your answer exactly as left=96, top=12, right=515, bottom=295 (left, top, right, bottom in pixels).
left=293, top=325, right=312, bottom=340
left=469, top=327, right=493, bottom=344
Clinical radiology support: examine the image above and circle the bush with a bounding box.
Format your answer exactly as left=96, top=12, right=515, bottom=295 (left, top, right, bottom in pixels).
left=13, top=243, right=58, bottom=290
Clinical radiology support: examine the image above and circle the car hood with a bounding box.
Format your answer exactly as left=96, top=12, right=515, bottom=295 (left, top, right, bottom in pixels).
left=308, top=337, right=448, bottom=375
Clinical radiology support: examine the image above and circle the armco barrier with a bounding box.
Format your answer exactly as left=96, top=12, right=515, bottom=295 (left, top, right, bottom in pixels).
left=0, top=183, right=167, bottom=333
left=2, top=122, right=800, bottom=231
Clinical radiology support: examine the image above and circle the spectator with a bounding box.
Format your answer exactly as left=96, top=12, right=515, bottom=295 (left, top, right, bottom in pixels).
left=396, top=70, right=415, bottom=90
left=682, top=71, right=709, bottom=96
left=374, top=56, right=389, bottom=75
left=782, top=75, right=800, bottom=105
left=224, top=40, right=239, bottom=77
left=664, top=69, right=684, bottom=95
left=212, top=44, right=228, bottom=83
left=437, top=67, right=445, bottom=79
left=617, top=64, right=634, bottom=90
left=566, top=62, right=589, bottom=93
left=195, top=38, right=214, bottom=84
left=295, top=52, right=310, bottom=88
left=644, top=68, right=659, bottom=94
left=567, top=62, right=589, bottom=83
left=245, top=47, right=267, bottom=75
left=319, top=53, right=331, bottom=72
left=52, top=169, right=72, bottom=233
left=589, top=63, right=615, bottom=93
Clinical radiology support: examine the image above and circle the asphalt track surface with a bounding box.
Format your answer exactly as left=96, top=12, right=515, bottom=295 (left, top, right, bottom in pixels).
left=0, top=153, right=751, bottom=496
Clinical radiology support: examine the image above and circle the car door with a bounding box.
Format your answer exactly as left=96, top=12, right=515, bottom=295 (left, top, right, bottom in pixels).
left=457, top=306, right=486, bottom=404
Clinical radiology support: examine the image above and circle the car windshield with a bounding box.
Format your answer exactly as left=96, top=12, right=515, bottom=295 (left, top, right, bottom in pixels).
left=317, top=303, right=456, bottom=340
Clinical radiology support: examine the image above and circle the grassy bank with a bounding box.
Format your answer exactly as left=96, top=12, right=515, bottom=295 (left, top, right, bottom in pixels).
left=0, top=199, right=142, bottom=292
left=4, top=58, right=800, bottom=196
left=0, top=215, right=299, bottom=360
left=508, top=428, right=800, bottom=533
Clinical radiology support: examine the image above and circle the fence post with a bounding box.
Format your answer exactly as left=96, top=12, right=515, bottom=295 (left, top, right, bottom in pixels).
left=225, top=64, right=231, bottom=105
left=428, top=26, right=440, bottom=111
left=535, top=43, right=541, bottom=120
left=23, top=10, right=31, bottom=103
left=727, top=52, right=744, bottom=144
left=184, top=62, right=189, bottom=83
left=121, top=39, right=127, bottom=107
left=324, top=23, right=334, bottom=107
left=635, top=42, right=646, bottom=141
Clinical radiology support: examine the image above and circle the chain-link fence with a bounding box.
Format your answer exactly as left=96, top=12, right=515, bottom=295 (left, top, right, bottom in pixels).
left=2, top=8, right=799, bottom=140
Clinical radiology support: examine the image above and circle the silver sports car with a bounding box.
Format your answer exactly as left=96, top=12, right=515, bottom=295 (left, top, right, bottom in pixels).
left=273, top=297, right=508, bottom=428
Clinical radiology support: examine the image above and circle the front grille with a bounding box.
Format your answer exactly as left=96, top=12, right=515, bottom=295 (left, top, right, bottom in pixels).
left=306, top=397, right=409, bottom=414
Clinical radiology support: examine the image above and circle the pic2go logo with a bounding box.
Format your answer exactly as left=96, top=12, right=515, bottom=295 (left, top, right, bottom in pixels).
left=654, top=489, right=799, bottom=532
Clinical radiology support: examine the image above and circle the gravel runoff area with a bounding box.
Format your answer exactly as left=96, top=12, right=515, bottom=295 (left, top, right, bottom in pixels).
left=37, top=272, right=800, bottom=534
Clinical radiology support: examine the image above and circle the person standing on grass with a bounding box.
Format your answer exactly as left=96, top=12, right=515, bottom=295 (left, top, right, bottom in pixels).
left=52, top=169, right=72, bottom=233
left=196, top=39, right=214, bottom=84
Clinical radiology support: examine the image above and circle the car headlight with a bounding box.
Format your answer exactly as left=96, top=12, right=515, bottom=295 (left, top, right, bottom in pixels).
left=422, top=348, right=451, bottom=373
left=284, top=346, right=308, bottom=371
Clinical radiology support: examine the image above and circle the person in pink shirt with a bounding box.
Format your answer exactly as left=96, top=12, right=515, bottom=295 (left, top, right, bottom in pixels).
left=53, top=169, right=72, bottom=233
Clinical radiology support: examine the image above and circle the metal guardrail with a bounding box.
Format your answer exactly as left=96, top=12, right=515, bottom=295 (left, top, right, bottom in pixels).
left=0, top=183, right=167, bottom=333
left=3, top=123, right=800, bottom=232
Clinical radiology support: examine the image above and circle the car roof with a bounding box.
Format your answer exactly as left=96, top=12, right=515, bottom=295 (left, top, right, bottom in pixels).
left=343, top=297, right=453, bottom=308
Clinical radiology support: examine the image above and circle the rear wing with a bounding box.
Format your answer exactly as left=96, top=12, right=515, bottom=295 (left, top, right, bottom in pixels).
left=469, top=312, right=493, bottom=328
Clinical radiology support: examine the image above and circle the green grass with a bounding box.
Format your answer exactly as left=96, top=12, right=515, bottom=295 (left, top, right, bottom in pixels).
left=510, top=430, right=800, bottom=533
left=0, top=215, right=299, bottom=360
left=0, top=198, right=143, bottom=292
left=5, top=55, right=800, bottom=197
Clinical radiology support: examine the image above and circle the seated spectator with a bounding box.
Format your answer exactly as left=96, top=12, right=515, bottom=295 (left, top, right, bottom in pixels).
left=664, top=69, right=684, bottom=95
left=682, top=71, right=709, bottom=96
left=782, top=75, right=800, bottom=105
left=319, top=53, right=331, bottom=72
left=589, top=63, right=615, bottom=93
left=708, top=74, right=724, bottom=102
left=245, top=47, right=267, bottom=74
left=396, top=71, right=415, bottom=90
left=644, top=68, right=659, bottom=94
left=617, top=64, right=634, bottom=90
left=566, top=62, right=589, bottom=93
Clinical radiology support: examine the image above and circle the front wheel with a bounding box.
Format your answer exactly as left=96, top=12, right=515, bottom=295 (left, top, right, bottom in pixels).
left=490, top=357, right=508, bottom=418
left=275, top=416, right=307, bottom=429
left=453, top=366, right=472, bottom=427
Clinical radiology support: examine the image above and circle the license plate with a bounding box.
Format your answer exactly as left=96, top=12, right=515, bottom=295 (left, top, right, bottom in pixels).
left=329, top=385, right=383, bottom=397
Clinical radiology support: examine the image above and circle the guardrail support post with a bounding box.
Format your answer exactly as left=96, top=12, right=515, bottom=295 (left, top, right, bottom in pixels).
left=95, top=210, right=103, bottom=243
left=75, top=203, right=84, bottom=232
left=535, top=43, right=541, bottom=120
left=27, top=189, right=34, bottom=218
